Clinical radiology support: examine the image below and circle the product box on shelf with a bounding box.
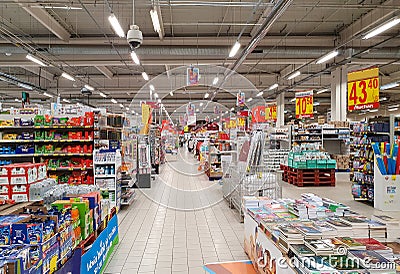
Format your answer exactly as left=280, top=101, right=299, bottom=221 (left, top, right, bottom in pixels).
left=51, top=198, right=92, bottom=239
left=0, top=215, right=30, bottom=245
left=0, top=245, right=42, bottom=274
left=11, top=215, right=58, bottom=245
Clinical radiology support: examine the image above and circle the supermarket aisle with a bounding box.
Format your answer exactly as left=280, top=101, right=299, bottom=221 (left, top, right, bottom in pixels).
left=104, top=149, right=247, bottom=274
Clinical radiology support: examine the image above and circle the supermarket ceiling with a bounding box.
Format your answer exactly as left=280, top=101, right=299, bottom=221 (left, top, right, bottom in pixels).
left=0, top=0, right=400, bottom=117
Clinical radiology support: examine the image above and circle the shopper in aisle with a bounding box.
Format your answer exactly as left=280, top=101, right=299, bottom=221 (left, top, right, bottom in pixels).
left=188, top=136, right=195, bottom=152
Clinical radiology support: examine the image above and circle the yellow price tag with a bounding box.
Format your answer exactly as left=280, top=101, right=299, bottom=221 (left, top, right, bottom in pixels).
left=295, top=91, right=313, bottom=118
left=265, top=105, right=277, bottom=121
left=347, top=67, right=379, bottom=111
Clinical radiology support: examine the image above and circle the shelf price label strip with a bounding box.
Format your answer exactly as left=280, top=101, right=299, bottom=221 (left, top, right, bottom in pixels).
left=295, top=90, right=313, bottom=118
left=347, top=67, right=379, bottom=111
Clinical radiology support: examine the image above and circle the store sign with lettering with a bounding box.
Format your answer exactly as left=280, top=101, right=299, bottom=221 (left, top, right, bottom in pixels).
left=81, top=215, right=119, bottom=274
left=295, top=91, right=313, bottom=118
left=237, top=117, right=246, bottom=128
left=347, top=67, right=379, bottom=111
left=265, top=104, right=277, bottom=121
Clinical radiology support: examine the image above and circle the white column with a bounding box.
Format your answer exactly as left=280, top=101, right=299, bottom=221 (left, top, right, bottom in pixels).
left=331, top=66, right=347, bottom=121
left=277, top=92, right=285, bottom=127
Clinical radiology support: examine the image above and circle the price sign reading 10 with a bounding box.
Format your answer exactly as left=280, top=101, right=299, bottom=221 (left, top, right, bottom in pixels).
left=295, top=92, right=313, bottom=118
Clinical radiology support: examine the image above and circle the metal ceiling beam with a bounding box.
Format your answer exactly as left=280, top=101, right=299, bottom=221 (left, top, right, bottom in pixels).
left=0, top=36, right=338, bottom=47
left=95, top=66, right=114, bottom=79
left=250, top=4, right=272, bottom=37
left=339, top=0, right=400, bottom=43
left=22, top=66, right=54, bottom=81
left=14, top=1, right=71, bottom=41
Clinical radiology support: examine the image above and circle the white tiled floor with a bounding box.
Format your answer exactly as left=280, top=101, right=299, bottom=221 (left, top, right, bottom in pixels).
left=105, top=151, right=396, bottom=274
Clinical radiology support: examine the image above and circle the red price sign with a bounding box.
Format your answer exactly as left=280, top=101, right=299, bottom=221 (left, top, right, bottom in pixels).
left=295, top=91, right=313, bottom=118
left=347, top=67, right=379, bottom=111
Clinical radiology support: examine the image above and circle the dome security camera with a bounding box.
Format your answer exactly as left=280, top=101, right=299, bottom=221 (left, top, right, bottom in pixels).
left=127, top=25, right=143, bottom=49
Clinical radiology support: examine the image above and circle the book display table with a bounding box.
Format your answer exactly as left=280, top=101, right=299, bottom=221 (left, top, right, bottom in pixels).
left=243, top=194, right=400, bottom=274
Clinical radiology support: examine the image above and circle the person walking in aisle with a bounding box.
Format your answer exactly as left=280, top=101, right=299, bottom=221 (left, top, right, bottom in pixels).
left=188, top=137, right=195, bottom=153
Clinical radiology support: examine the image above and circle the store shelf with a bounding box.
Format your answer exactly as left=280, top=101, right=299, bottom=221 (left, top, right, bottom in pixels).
left=0, top=139, right=93, bottom=144
left=47, top=167, right=93, bottom=171
left=292, top=139, right=322, bottom=142
left=95, top=174, right=116, bottom=178
left=121, top=191, right=136, bottom=206
left=0, top=153, right=93, bottom=158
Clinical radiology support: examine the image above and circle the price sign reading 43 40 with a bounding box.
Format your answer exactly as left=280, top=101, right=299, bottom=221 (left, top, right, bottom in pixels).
left=295, top=91, right=314, bottom=118
left=347, top=67, right=380, bottom=111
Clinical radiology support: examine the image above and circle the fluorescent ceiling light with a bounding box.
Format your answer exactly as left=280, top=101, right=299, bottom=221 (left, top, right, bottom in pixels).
left=316, top=88, right=329, bottom=94
left=157, top=99, right=161, bottom=103
left=313, top=102, right=320, bottom=106
left=84, top=84, right=94, bottom=91
left=287, top=71, right=301, bottom=80
left=111, top=98, right=118, bottom=104
left=284, top=110, right=288, bottom=113
left=316, top=50, right=339, bottom=64
left=43, top=92, right=53, bottom=98
left=18, top=83, right=33, bottom=90
left=169, top=91, right=173, bottom=96
left=225, top=110, right=228, bottom=114
left=32, top=5, right=82, bottom=10
left=369, top=109, right=378, bottom=112
left=212, top=77, right=219, bottom=85
left=381, top=82, right=399, bottom=90
left=290, top=98, right=296, bottom=102
left=26, top=54, right=47, bottom=66
left=363, top=17, right=400, bottom=40
left=126, top=107, right=129, bottom=111
left=154, top=93, right=159, bottom=98
left=204, top=93, right=209, bottom=99
left=131, top=51, right=140, bottom=65
left=149, top=84, right=155, bottom=91
left=61, top=72, right=75, bottom=81
left=62, top=99, right=71, bottom=103
left=269, top=83, right=278, bottom=90
left=389, top=104, right=400, bottom=108
left=247, top=97, right=253, bottom=102
left=99, top=92, right=107, bottom=98
left=200, top=102, right=204, bottom=107
left=256, top=91, right=263, bottom=97
left=389, top=108, right=398, bottom=112
left=15, top=98, right=20, bottom=102
left=196, top=109, right=199, bottom=112
left=142, top=72, right=149, bottom=81
left=108, top=13, right=125, bottom=38
left=150, top=9, right=161, bottom=33
left=131, top=110, right=135, bottom=114
left=119, top=103, right=124, bottom=108
left=380, top=97, right=387, bottom=101
left=228, top=41, right=241, bottom=58
left=230, top=107, right=234, bottom=111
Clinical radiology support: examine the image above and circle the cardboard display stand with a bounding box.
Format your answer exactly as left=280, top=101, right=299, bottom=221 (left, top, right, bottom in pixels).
left=374, top=161, right=400, bottom=211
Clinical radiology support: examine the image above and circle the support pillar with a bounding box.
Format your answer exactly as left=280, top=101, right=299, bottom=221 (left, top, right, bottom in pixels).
left=277, top=92, right=285, bottom=127
left=331, top=66, right=348, bottom=121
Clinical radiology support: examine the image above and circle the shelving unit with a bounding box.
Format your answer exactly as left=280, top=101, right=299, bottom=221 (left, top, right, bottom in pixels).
left=0, top=113, right=95, bottom=184
left=149, top=127, right=161, bottom=174
left=93, top=149, right=122, bottom=210
left=264, top=127, right=290, bottom=171
left=291, top=125, right=322, bottom=148
left=350, top=117, right=391, bottom=204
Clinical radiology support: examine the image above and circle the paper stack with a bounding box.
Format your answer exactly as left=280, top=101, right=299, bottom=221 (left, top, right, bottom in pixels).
left=372, top=215, right=400, bottom=242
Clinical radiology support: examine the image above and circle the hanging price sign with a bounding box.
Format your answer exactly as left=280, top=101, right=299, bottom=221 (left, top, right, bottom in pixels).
left=347, top=67, right=379, bottom=111
left=295, top=91, right=313, bottom=118
left=265, top=104, right=277, bottom=121
left=237, top=117, right=246, bottom=128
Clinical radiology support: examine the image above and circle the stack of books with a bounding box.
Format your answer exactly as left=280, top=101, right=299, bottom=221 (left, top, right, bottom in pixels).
left=367, top=219, right=387, bottom=241
left=325, top=217, right=353, bottom=237
left=354, top=238, right=393, bottom=256
left=341, top=215, right=370, bottom=238
left=336, top=237, right=367, bottom=250
left=278, top=224, right=303, bottom=252
left=372, top=215, right=400, bottom=242
left=242, top=196, right=260, bottom=209
left=313, top=220, right=338, bottom=238
left=349, top=250, right=397, bottom=273
left=304, top=238, right=344, bottom=256
left=292, top=222, right=323, bottom=239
